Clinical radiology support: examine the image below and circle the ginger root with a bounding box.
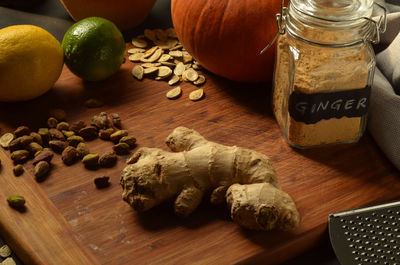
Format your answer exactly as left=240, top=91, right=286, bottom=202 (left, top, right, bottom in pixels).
left=120, top=127, right=300, bottom=231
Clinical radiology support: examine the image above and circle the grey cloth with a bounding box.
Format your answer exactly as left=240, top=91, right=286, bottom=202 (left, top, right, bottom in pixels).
left=368, top=1, right=400, bottom=170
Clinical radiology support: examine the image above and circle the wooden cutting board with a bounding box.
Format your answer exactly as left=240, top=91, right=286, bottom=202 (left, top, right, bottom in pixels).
left=1, top=45, right=400, bottom=265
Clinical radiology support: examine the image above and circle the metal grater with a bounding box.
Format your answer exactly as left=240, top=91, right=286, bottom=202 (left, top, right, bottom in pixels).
left=329, top=201, right=400, bottom=265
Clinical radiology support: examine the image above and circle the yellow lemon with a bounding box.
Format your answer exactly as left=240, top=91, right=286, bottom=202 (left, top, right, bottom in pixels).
left=0, top=25, right=64, bottom=102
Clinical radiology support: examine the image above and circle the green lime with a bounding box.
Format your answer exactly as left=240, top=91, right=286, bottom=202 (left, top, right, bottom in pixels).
left=62, top=17, right=126, bottom=81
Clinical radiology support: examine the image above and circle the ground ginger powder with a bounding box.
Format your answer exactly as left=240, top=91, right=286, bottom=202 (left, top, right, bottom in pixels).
left=273, top=34, right=373, bottom=148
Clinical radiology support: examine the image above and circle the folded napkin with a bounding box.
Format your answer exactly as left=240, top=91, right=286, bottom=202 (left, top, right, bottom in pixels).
left=369, top=2, right=400, bottom=170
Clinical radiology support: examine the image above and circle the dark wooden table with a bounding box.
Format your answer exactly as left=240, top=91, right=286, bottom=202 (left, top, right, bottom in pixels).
left=2, top=1, right=399, bottom=264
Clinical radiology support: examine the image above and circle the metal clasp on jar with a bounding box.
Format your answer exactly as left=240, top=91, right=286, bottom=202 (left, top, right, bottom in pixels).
left=260, top=1, right=387, bottom=54
left=364, top=2, right=387, bottom=44
left=260, top=0, right=287, bottom=55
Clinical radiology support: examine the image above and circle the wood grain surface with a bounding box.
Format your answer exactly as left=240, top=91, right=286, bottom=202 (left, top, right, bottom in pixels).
left=0, top=44, right=400, bottom=265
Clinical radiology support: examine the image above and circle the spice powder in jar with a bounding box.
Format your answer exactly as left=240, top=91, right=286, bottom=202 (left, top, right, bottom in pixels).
left=272, top=0, right=385, bottom=148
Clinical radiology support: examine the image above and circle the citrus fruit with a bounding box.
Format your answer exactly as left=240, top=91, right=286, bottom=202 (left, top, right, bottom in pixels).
left=0, top=25, right=64, bottom=102
left=62, top=17, right=126, bottom=81
left=59, top=0, right=157, bottom=30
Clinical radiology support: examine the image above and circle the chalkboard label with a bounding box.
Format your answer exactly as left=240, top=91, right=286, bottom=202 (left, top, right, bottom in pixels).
left=288, top=86, right=371, bottom=124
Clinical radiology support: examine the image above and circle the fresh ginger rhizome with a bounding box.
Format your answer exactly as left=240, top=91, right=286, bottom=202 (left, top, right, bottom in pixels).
left=120, top=127, right=299, bottom=231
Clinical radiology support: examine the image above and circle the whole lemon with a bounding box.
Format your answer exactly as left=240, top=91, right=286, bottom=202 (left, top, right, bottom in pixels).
left=62, top=17, right=126, bottom=81
left=0, top=25, right=64, bottom=102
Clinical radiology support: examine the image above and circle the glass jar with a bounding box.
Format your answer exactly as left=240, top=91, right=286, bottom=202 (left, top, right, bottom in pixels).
left=272, top=0, right=386, bottom=148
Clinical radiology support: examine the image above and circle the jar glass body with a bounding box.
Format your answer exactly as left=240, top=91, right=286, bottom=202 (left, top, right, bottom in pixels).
left=272, top=3, right=376, bottom=148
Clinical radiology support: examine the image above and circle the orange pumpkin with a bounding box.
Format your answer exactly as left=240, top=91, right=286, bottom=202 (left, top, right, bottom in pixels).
left=60, top=0, right=157, bottom=30
left=171, top=0, right=283, bottom=83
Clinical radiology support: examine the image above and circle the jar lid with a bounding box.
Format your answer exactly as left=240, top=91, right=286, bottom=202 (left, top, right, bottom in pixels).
left=290, top=0, right=373, bottom=22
